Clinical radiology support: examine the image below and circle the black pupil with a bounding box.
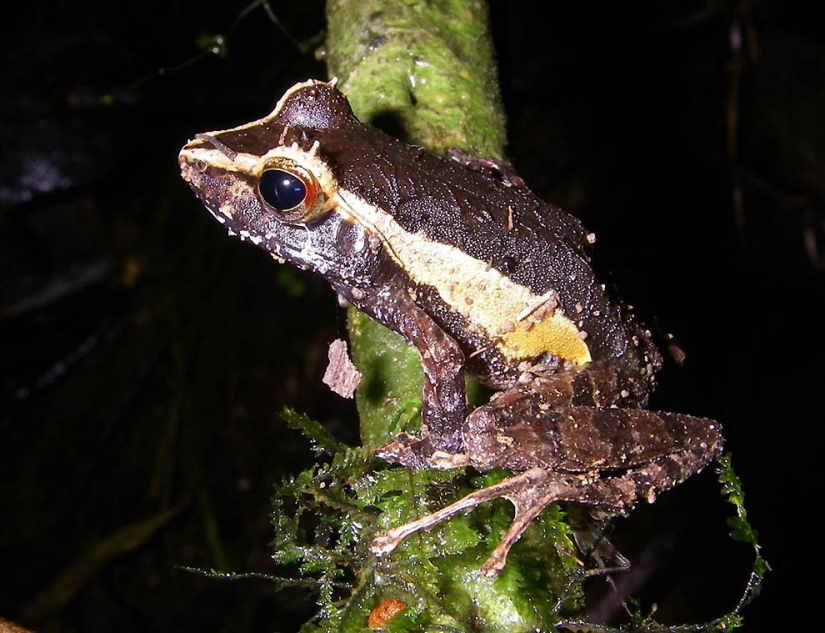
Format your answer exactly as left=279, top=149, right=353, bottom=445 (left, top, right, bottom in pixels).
left=259, top=169, right=306, bottom=211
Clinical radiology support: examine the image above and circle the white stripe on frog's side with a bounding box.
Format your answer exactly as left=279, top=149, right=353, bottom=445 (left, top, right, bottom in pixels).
left=332, top=188, right=591, bottom=365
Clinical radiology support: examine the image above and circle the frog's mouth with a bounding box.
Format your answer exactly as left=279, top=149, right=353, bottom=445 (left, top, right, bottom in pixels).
left=180, top=149, right=366, bottom=283
left=178, top=155, right=240, bottom=226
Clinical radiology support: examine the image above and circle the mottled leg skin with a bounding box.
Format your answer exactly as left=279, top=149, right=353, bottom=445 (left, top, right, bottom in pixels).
left=479, top=447, right=719, bottom=576
left=371, top=358, right=724, bottom=576
left=371, top=445, right=720, bottom=578
left=374, top=324, right=656, bottom=467
left=374, top=356, right=654, bottom=469
left=358, top=277, right=467, bottom=460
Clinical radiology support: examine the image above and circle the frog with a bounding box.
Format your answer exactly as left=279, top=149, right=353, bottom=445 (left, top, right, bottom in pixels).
left=178, top=79, right=724, bottom=578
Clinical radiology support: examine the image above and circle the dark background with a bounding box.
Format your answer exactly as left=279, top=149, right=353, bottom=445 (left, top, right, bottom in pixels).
left=1, top=1, right=820, bottom=630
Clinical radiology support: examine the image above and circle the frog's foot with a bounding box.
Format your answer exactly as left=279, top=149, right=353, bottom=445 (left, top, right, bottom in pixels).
left=374, top=433, right=469, bottom=470
left=371, top=465, right=658, bottom=578
left=370, top=467, right=586, bottom=577
left=372, top=443, right=719, bottom=576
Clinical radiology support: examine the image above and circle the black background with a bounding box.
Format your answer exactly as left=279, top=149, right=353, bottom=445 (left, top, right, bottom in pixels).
left=2, top=1, right=821, bottom=630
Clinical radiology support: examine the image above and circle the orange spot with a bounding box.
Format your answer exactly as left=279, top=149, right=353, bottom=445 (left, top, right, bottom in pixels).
left=367, top=598, right=406, bottom=628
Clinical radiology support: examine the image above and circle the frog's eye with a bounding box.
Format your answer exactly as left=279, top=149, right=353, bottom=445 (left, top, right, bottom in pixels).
left=257, top=162, right=326, bottom=223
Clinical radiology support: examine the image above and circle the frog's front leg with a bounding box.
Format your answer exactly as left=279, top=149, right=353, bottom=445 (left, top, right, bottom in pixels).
left=359, top=279, right=468, bottom=466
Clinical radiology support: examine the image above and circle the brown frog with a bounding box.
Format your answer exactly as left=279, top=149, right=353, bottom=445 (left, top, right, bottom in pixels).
left=178, top=79, right=723, bottom=577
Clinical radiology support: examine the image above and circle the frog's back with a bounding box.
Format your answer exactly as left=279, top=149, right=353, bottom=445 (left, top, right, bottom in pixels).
left=317, top=124, right=643, bottom=369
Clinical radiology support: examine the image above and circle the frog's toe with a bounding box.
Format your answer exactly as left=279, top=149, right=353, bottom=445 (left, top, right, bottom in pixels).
left=373, top=433, right=431, bottom=469
left=374, top=433, right=468, bottom=470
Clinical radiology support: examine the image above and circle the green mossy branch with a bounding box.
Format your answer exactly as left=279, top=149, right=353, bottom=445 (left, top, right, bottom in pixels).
left=324, top=0, right=505, bottom=158
left=323, top=1, right=583, bottom=629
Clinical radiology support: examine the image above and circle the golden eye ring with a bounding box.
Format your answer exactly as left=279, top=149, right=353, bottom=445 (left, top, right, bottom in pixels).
left=257, top=160, right=326, bottom=223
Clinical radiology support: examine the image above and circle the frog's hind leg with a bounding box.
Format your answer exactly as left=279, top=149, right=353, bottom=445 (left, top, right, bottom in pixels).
left=371, top=440, right=722, bottom=578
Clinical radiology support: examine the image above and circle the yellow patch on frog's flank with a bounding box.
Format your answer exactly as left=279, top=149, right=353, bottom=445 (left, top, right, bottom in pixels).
left=500, top=316, right=590, bottom=365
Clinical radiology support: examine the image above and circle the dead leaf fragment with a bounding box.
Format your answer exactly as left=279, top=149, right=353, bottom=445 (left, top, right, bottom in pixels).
left=322, top=339, right=361, bottom=398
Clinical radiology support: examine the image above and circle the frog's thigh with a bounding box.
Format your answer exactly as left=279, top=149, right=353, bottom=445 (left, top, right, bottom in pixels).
left=376, top=280, right=467, bottom=453
left=465, top=392, right=723, bottom=474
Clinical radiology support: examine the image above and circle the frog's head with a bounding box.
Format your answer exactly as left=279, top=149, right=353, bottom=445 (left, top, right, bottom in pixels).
left=178, top=79, right=369, bottom=280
